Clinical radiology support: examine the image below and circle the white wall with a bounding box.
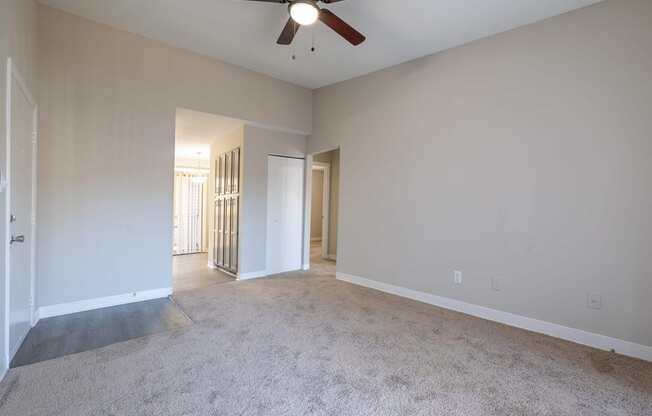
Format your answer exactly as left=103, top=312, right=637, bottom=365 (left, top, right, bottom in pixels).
left=240, top=125, right=307, bottom=275
left=309, top=0, right=652, bottom=349
left=37, top=6, right=312, bottom=308
left=0, top=0, right=38, bottom=376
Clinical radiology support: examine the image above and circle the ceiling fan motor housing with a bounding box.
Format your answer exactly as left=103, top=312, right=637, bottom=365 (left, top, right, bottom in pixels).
left=258, top=0, right=365, bottom=46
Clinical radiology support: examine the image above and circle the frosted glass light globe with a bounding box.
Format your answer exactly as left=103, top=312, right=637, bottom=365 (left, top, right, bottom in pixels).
left=290, top=1, right=319, bottom=26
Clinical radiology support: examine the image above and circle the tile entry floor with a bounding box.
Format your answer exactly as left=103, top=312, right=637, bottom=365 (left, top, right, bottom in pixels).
left=173, top=252, right=235, bottom=292
left=11, top=253, right=233, bottom=368
left=10, top=298, right=192, bottom=368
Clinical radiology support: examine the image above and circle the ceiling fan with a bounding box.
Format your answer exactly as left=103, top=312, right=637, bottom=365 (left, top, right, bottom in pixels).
left=246, top=0, right=366, bottom=46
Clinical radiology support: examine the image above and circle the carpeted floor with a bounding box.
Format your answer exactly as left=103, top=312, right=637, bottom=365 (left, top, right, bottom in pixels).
left=1, top=253, right=650, bottom=415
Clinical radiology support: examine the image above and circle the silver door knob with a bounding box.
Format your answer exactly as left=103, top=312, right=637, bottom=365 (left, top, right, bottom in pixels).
left=10, top=235, right=24, bottom=244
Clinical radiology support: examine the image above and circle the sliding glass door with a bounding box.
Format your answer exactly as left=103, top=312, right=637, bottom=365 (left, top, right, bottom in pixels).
left=173, top=172, right=206, bottom=255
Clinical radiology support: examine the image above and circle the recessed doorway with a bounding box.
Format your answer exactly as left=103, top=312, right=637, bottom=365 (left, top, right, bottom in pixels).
left=311, top=162, right=330, bottom=260
left=309, top=149, right=340, bottom=271
left=172, top=108, right=244, bottom=292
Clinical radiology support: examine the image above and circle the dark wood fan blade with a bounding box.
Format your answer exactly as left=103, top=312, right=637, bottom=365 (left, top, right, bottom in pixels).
left=277, top=18, right=299, bottom=45
left=319, top=9, right=365, bottom=45
left=321, top=0, right=346, bottom=3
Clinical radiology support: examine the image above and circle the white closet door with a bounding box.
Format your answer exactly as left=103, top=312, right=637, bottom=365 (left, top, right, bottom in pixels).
left=266, top=156, right=304, bottom=275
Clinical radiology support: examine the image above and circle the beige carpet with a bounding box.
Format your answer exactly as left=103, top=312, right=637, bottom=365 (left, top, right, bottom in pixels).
left=1, top=260, right=650, bottom=415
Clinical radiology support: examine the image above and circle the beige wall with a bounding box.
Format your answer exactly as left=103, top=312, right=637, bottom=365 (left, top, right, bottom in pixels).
left=37, top=6, right=312, bottom=307
left=309, top=0, right=652, bottom=348
left=0, top=0, right=38, bottom=374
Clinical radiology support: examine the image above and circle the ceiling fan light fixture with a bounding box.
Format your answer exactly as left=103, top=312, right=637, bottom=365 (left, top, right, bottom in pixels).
left=289, top=1, right=319, bottom=26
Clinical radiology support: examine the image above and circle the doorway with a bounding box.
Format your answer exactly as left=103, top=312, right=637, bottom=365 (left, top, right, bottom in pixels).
left=172, top=109, right=244, bottom=292
left=311, top=162, right=330, bottom=260
left=309, top=148, right=340, bottom=270
left=4, top=58, right=38, bottom=366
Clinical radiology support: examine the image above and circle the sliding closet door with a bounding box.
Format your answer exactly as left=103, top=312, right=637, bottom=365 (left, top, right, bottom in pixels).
left=266, top=156, right=305, bottom=275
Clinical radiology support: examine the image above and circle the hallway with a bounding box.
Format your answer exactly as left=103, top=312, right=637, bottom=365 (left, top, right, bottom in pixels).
left=309, top=240, right=336, bottom=275
left=173, top=253, right=234, bottom=292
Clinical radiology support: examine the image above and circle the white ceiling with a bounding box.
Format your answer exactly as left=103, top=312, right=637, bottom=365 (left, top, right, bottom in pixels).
left=39, top=0, right=602, bottom=88
left=175, top=108, right=244, bottom=161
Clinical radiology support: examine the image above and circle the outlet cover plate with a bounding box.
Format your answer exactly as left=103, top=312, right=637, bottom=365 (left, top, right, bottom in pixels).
left=587, top=293, right=602, bottom=310
left=491, top=277, right=501, bottom=291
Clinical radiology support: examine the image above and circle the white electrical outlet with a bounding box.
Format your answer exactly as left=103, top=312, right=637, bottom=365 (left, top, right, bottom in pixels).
left=491, top=277, right=501, bottom=291
left=454, top=270, right=462, bottom=285
left=587, top=293, right=602, bottom=310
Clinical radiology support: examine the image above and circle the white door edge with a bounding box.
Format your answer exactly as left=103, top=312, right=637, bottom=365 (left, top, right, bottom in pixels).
left=4, top=58, right=38, bottom=368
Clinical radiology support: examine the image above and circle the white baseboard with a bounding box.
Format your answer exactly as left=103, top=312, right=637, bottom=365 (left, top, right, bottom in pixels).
left=207, top=262, right=217, bottom=269
left=237, top=270, right=267, bottom=280
left=336, top=272, right=652, bottom=363
left=37, top=287, right=173, bottom=319
left=302, top=264, right=310, bottom=270
left=7, top=329, right=30, bottom=368
left=31, top=308, right=40, bottom=327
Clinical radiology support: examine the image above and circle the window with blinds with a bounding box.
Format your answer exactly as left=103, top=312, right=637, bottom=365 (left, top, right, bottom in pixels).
left=173, top=172, right=206, bottom=255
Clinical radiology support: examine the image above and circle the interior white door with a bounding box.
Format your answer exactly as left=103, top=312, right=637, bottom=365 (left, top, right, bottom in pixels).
left=7, top=67, right=36, bottom=361
left=266, top=156, right=304, bottom=275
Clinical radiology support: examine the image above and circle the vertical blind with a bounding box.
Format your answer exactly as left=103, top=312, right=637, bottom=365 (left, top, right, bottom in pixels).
left=173, top=172, right=206, bottom=255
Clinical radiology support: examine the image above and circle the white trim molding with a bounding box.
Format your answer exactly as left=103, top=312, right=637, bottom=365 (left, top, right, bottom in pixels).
left=37, top=287, right=173, bottom=319
left=336, top=272, right=652, bottom=363
left=237, top=270, right=267, bottom=280
left=302, top=264, right=310, bottom=270
left=31, top=307, right=40, bottom=327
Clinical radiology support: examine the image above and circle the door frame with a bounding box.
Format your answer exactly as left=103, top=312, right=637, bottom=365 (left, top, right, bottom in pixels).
left=311, top=162, right=330, bottom=259
left=4, top=58, right=38, bottom=367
